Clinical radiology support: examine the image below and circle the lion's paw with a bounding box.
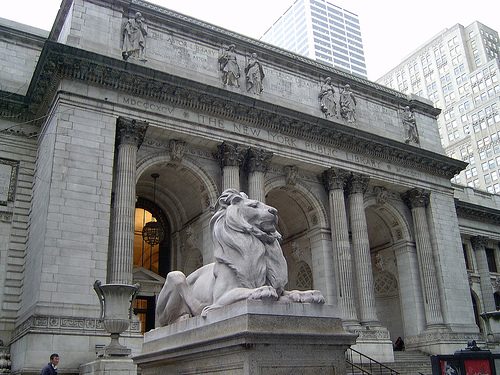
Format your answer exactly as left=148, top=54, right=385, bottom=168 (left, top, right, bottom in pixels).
left=249, top=286, right=279, bottom=300
left=285, top=290, right=325, bottom=304
left=201, top=304, right=221, bottom=317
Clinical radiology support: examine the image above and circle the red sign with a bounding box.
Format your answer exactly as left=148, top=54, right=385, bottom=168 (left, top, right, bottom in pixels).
left=464, top=359, right=491, bottom=375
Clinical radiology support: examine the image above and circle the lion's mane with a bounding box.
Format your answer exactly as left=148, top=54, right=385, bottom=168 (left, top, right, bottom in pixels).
left=210, top=189, right=288, bottom=294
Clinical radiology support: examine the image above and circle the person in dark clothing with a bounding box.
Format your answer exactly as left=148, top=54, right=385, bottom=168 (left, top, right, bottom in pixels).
left=41, top=353, right=59, bottom=375
left=393, top=337, right=405, bottom=351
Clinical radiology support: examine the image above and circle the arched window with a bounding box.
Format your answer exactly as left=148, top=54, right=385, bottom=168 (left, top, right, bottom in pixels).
left=134, top=197, right=171, bottom=277
left=134, top=208, right=161, bottom=274
left=133, top=201, right=170, bottom=334
left=289, top=261, right=313, bottom=290
left=494, top=292, right=500, bottom=310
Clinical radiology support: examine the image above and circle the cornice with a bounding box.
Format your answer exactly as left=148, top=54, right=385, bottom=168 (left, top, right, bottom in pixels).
left=0, top=92, right=29, bottom=121
left=455, top=199, right=500, bottom=225
left=23, top=41, right=466, bottom=179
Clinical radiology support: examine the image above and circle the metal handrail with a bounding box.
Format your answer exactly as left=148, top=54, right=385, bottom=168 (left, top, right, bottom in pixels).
left=346, top=358, right=372, bottom=374
left=346, top=347, right=400, bottom=375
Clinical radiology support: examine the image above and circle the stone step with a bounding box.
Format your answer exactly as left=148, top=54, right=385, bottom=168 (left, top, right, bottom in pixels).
left=347, top=351, right=433, bottom=375
left=390, top=351, right=433, bottom=375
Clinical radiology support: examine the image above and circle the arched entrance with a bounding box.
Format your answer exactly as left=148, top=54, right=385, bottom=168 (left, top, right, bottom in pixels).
left=132, top=150, right=219, bottom=332
left=265, top=178, right=329, bottom=295
left=364, top=193, right=412, bottom=342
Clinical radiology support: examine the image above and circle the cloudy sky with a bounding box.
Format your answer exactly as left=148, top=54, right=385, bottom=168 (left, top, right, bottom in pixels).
left=3, top=0, right=500, bottom=80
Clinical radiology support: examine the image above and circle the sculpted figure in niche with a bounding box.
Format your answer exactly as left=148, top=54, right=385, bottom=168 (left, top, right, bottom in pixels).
left=245, top=53, right=265, bottom=94
left=156, top=189, right=325, bottom=326
left=318, top=77, right=337, bottom=118
left=340, top=84, right=356, bottom=123
left=218, top=44, right=241, bottom=87
left=403, top=106, right=420, bottom=144
left=122, top=12, right=148, bottom=61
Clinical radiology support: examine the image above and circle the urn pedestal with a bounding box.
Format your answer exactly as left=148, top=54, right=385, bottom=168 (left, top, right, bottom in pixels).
left=93, top=280, right=140, bottom=357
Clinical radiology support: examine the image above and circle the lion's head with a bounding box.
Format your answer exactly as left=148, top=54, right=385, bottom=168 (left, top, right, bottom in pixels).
left=210, top=189, right=288, bottom=291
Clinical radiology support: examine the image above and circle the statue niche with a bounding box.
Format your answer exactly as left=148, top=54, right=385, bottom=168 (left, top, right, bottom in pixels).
left=156, top=189, right=325, bottom=326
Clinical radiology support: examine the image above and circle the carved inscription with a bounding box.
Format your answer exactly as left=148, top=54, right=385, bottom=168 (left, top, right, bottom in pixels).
left=120, top=95, right=423, bottom=179
left=121, top=97, right=175, bottom=114
left=148, top=31, right=218, bottom=74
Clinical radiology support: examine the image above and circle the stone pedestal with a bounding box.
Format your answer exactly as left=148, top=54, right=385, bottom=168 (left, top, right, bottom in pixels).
left=135, top=300, right=357, bottom=375
left=79, top=357, right=137, bottom=375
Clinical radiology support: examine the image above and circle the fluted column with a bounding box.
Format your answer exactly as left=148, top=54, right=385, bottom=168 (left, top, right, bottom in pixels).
left=247, top=148, right=272, bottom=202
left=347, top=173, right=379, bottom=326
left=402, top=188, right=444, bottom=328
left=471, top=236, right=496, bottom=312
left=215, top=142, right=245, bottom=191
left=108, top=117, right=148, bottom=285
left=322, top=168, right=358, bottom=324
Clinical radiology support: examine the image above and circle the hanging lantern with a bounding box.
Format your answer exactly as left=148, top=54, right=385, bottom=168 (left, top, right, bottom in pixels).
left=142, top=173, right=165, bottom=245
left=142, top=221, right=164, bottom=245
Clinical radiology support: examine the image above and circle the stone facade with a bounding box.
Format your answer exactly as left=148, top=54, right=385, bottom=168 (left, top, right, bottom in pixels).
left=0, top=0, right=499, bottom=373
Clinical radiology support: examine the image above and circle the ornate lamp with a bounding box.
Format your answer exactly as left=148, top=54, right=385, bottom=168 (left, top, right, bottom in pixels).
left=142, top=173, right=165, bottom=246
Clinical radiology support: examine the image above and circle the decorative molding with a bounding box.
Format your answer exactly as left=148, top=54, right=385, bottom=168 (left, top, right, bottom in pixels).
left=455, top=199, right=500, bottom=225
left=20, top=42, right=465, bottom=179
left=169, top=139, right=187, bottom=162
left=284, top=165, right=298, bottom=186
left=351, top=329, right=391, bottom=340
left=405, top=331, right=483, bottom=347
left=0, top=211, right=13, bottom=223
left=11, top=315, right=141, bottom=343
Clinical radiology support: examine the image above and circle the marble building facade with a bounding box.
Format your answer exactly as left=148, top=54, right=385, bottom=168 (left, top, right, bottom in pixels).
left=0, top=0, right=499, bottom=373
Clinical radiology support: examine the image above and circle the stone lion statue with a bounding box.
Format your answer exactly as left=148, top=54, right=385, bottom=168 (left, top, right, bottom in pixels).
left=157, top=189, right=324, bottom=326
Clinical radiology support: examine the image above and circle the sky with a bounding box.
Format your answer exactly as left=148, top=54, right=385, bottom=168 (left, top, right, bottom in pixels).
left=3, top=0, right=500, bottom=80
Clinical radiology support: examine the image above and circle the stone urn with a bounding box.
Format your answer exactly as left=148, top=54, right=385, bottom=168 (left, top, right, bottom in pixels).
left=94, top=280, right=140, bottom=357
left=481, top=310, right=500, bottom=343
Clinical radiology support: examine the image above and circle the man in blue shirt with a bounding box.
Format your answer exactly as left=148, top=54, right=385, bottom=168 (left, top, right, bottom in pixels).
left=41, top=353, right=59, bottom=375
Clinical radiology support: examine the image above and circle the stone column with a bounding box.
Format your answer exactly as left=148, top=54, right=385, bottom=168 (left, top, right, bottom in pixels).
left=215, top=142, right=244, bottom=191
left=347, top=173, right=379, bottom=326
left=393, top=241, right=426, bottom=337
left=322, top=167, right=358, bottom=325
left=108, top=117, right=147, bottom=285
left=247, top=148, right=272, bottom=203
left=471, top=236, right=496, bottom=312
left=402, top=188, right=445, bottom=328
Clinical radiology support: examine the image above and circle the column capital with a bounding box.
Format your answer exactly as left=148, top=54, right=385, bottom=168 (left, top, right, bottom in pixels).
left=116, top=116, right=148, bottom=148
left=247, top=148, right=273, bottom=173
left=402, top=188, right=430, bottom=209
left=321, top=167, right=350, bottom=191
left=470, top=236, right=488, bottom=251
left=346, top=172, right=369, bottom=195
left=214, top=142, right=246, bottom=168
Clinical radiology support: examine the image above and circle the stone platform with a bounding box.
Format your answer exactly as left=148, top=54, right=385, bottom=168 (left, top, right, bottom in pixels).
left=134, top=300, right=357, bottom=374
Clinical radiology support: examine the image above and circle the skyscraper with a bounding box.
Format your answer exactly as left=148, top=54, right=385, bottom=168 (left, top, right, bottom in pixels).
left=377, top=21, right=500, bottom=193
left=261, top=0, right=367, bottom=78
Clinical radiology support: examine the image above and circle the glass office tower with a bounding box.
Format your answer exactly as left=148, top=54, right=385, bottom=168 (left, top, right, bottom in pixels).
left=261, top=0, right=367, bottom=78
